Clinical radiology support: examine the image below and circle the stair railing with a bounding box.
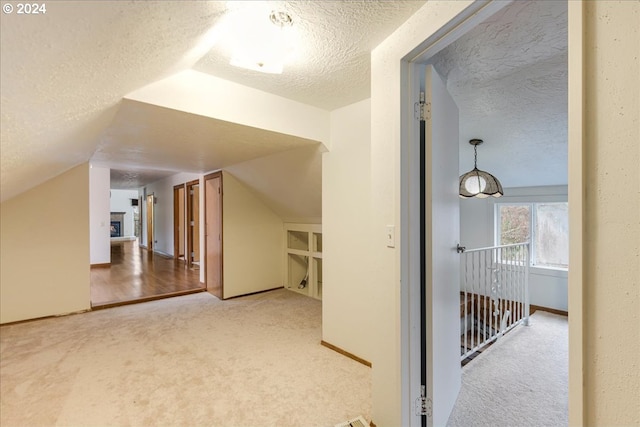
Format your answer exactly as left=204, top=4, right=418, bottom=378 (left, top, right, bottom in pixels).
left=459, top=242, right=530, bottom=361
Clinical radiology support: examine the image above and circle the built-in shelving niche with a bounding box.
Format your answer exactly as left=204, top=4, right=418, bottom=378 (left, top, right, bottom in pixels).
left=284, top=224, right=322, bottom=300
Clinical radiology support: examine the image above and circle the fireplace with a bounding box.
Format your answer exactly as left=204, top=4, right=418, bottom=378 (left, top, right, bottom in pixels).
left=110, top=212, right=125, bottom=238
left=110, top=221, right=121, bottom=237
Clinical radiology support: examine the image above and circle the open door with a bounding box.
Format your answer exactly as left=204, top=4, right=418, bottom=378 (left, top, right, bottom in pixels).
left=204, top=172, right=223, bottom=299
left=146, top=194, right=154, bottom=251
left=174, top=184, right=186, bottom=265
left=186, top=180, right=200, bottom=269
left=420, top=65, right=461, bottom=427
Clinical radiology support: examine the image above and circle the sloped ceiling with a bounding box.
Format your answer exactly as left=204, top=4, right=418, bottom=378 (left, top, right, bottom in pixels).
left=0, top=0, right=425, bottom=206
left=226, top=145, right=323, bottom=222
left=1, top=0, right=567, bottom=210
left=92, top=99, right=318, bottom=180
left=428, top=0, right=567, bottom=188
left=0, top=1, right=228, bottom=201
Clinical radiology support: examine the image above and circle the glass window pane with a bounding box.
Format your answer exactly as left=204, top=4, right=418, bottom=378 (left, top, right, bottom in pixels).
left=534, top=203, right=569, bottom=268
left=499, top=205, right=531, bottom=245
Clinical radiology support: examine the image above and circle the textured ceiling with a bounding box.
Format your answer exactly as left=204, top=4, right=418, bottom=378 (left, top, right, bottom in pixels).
left=428, top=0, right=568, bottom=188
left=0, top=0, right=426, bottom=201
left=0, top=1, right=227, bottom=201
left=1, top=0, right=567, bottom=204
left=194, top=1, right=427, bottom=110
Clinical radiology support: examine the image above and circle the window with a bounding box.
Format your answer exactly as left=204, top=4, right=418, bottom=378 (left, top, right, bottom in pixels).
left=496, top=202, right=569, bottom=269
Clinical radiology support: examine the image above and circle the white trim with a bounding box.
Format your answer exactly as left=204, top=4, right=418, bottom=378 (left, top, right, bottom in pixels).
left=567, top=1, right=584, bottom=424
left=493, top=201, right=569, bottom=271
left=401, top=0, right=584, bottom=424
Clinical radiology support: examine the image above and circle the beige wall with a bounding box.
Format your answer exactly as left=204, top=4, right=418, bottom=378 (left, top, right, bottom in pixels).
left=0, top=163, right=91, bottom=324
left=226, top=144, right=323, bottom=224
left=322, top=99, right=373, bottom=362
left=222, top=171, right=284, bottom=298
left=583, top=1, right=640, bottom=425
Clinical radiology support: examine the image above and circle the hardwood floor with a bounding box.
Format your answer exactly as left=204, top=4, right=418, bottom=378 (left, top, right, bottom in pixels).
left=91, top=240, right=204, bottom=308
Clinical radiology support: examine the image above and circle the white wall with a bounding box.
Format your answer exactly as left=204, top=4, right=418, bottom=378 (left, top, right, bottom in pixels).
left=460, top=185, right=568, bottom=311
left=110, top=189, right=139, bottom=237
left=89, top=165, right=110, bottom=265
left=222, top=171, right=283, bottom=298
left=322, top=99, right=373, bottom=362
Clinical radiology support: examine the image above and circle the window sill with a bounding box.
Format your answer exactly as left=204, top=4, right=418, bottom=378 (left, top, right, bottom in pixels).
left=530, top=266, right=568, bottom=278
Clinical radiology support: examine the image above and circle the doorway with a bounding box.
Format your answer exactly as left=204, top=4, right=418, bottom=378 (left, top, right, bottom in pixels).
left=398, top=1, right=579, bottom=425
left=204, top=171, right=223, bottom=299
left=174, top=184, right=186, bottom=265
left=146, top=194, right=154, bottom=251
left=186, top=180, right=200, bottom=270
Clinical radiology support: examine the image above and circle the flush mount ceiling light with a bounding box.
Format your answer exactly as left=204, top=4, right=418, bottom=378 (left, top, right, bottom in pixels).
left=459, top=139, right=503, bottom=198
left=225, top=7, right=296, bottom=74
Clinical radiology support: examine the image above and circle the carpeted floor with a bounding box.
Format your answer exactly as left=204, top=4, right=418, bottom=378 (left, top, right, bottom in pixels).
left=0, top=289, right=371, bottom=427
left=447, top=311, right=568, bottom=427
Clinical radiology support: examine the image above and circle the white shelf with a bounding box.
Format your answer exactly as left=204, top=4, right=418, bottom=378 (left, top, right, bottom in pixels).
left=284, top=223, right=322, bottom=300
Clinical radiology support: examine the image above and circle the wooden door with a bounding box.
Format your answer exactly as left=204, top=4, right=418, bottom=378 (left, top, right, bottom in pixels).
left=205, top=172, right=223, bottom=299
left=173, top=184, right=186, bottom=264
left=186, top=181, right=200, bottom=269
left=146, top=194, right=154, bottom=251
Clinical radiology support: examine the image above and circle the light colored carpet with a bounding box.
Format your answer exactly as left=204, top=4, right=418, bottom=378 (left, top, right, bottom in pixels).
left=447, top=311, right=568, bottom=427
left=0, top=289, right=371, bottom=427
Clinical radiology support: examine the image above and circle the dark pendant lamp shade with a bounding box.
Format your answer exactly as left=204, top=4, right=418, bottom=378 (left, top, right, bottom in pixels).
left=459, top=139, right=503, bottom=199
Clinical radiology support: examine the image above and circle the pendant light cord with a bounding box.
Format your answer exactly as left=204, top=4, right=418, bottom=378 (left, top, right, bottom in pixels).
left=474, top=144, right=478, bottom=169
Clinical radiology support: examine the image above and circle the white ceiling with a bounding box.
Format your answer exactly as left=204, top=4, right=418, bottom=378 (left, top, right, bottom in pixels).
left=427, top=0, right=568, bottom=188
left=194, top=1, right=427, bottom=110
left=0, top=0, right=567, bottom=204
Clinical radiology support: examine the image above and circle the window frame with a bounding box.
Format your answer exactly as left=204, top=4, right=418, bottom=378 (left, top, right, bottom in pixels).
left=491, top=191, right=569, bottom=274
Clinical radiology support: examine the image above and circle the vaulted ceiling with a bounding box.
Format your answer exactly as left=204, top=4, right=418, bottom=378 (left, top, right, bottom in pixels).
left=1, top=0, right=567, bottom=206
left=429, top=0, right=567, bottom=188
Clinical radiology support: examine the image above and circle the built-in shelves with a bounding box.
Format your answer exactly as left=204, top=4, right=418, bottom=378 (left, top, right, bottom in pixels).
left=284, top=223, right=322, bottom=300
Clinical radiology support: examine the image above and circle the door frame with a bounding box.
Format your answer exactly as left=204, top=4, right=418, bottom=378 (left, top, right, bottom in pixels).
left=146, top=193, right=155, bottom=251
left=173, top=183, right=186, bottom=265
left=204, top=171, right=223, bottom=299
left=186, top=179, right=200, bottom=269
left=399, top=1, right=584, bottom=425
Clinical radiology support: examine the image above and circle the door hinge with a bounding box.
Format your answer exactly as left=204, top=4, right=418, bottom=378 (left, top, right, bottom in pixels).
left=415, top=92, right=431, bottom=121
left=415, top=385, right=432, bottom=417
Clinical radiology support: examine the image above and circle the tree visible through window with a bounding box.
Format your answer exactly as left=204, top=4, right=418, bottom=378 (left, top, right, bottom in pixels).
left=498, top=205, right=531, bottom=245
left=496, top=202, right=569, bottom=269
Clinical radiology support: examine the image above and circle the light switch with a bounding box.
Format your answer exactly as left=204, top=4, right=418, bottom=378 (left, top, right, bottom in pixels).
left=386, top=225, right=395, bottom=248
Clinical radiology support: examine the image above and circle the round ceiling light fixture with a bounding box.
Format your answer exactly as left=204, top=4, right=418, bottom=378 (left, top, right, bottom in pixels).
left=270, top=10, right=293, bottom=27
left=228, top=8, right=296, bottom=74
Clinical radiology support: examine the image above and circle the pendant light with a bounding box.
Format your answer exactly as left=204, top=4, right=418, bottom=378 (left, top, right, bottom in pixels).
left=459, top=139, right=503, bottom=198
